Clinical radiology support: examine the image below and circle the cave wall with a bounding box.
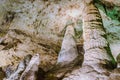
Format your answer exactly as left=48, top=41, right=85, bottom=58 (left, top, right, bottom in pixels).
left=0, top=0, right=120, bottom=79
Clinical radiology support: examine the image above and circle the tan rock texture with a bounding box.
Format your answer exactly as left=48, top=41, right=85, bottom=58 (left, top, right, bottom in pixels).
left=0, top=0, right=120, bottom=80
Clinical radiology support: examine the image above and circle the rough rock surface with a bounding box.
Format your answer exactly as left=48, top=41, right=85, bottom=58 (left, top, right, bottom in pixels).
left=0, top=0, right=120, bottom=80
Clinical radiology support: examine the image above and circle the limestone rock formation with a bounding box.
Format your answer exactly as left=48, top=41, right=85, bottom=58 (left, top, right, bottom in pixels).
left=0, top=0, right=120, bottom=80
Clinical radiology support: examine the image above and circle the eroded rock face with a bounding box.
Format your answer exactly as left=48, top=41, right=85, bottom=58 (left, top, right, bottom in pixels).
left=0, top=0, right=83, bottom=71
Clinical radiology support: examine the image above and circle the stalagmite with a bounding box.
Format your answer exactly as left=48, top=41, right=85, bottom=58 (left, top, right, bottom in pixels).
left=45, top=24, right=81, bottom=79
left=82, top=0, right=116, bottom=71
left=6, top=54, right=32, bottom=80
left=57, top=24, right=78, bottom=66
left=20, top=53, right=40, bottom=80
left=63, top=0, right=117, bottom=80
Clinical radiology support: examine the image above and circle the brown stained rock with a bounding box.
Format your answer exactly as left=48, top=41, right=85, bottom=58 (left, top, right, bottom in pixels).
left=109, top=68, right=120, bottom=80
left=0, top=67, right=6, bottom=80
